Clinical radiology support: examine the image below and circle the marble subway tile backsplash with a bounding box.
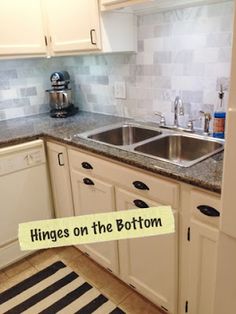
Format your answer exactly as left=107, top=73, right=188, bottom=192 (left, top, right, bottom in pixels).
left=0, top=1, right=234, bottom=130
left=0, top=57, right=66, bottom=120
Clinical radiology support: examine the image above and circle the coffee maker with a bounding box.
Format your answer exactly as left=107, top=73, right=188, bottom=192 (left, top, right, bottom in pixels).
left=46, top=71, right=78, bottom=118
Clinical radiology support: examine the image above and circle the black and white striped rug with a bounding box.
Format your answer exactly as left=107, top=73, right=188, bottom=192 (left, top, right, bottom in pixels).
left=0, top=261, right=125, bottom=314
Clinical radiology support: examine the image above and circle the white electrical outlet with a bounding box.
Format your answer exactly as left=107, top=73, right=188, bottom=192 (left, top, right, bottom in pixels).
left=114, top=81, right=126, bottom=99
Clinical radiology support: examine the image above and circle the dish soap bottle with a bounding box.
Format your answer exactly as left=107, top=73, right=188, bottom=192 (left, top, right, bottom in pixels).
left=213, top=85, right=226, bottom=139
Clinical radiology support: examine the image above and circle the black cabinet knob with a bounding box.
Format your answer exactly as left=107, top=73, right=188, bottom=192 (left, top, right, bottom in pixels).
left=83, top=178, right=95, bottom=186
left=197, top=205, right=220, bottom=217
left=133, top=181, right=149, bottom=191
left=133, top=199, right=149, bottom=208
left=81, top=162, right=93, bottom=170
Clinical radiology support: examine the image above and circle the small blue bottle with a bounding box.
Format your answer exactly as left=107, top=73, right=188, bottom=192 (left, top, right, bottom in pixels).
left=213, top=85, right=226, bottom=139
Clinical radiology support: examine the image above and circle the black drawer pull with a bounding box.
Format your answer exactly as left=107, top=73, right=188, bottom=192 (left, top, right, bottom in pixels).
left=82, top=162, right=93, bottom=170
left=197, top=205, right=220, bottom=217
left=133, top=199, right=149, bottom=208
left=133, top=181, right=150, bottom=191
left=57, top=153, right=64, bottom=166
left=83, top=178, right=95, bottom=186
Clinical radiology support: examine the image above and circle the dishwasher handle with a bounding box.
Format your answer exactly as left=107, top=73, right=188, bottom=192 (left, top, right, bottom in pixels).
left=57, top=153, right=64, bottom=166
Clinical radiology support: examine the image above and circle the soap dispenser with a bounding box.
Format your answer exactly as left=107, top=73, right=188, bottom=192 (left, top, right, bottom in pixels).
left=213, top=85, right=226, bottom=139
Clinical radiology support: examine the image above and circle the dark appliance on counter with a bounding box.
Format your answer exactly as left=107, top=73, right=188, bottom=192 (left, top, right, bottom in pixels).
left=46, top=71, right=78, bottom=118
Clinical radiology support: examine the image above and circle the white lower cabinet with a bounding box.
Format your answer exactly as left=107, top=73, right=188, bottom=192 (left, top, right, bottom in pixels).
left=46, top=142, right=74, bottom=218
left=188, top=219, right=219, bottom=314
left=116, top=188, right=178, bottom=314
left=180, top=188, right=221, bottom=314
left=48, top=143, right=222, bottom=314
left=68, top=147, right=179, bottom=312
left=70, top=169, right=119, bottom=275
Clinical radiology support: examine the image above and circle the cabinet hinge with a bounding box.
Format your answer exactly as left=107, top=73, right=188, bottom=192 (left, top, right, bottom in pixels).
left=161, top=305, right=168, bottom=312
left=129, top=283, right=136, bottom=289
left=83, top=252, right=90, bottom=257
left=187, top=227, right=190, bottom=241
left=185, top=301, right=189, bottom=313
left=106, top=268, right=113, bottom=273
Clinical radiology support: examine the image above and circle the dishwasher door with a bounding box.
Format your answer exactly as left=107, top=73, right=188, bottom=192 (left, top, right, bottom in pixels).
left=0, top=140, right=53, bottom=269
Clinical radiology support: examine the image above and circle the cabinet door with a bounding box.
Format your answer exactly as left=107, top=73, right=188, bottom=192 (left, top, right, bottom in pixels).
left=47, top=142, right=74, bottom=218
left=44, top=0, right=101, bottom=54
left=188, top=219, right=219, bottom=314
left=116, top=188, right=178, bottom=314
left=0, top=0, right=46, bottom=56
left=70, top=170, right=119, bottom=274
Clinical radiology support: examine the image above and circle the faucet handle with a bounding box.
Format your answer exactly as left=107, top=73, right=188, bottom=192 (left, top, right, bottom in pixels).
left=200, top=111, right=212, bottom=134
left=187, top=119, right=195, bottom=132
left=154, top=112, right=166, bottom=126
left=200, top=110, right=212, bottom=121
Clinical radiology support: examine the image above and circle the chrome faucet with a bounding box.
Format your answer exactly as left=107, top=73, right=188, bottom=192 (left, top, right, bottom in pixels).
left=173, top=96, right=184, bottom=127
left=153, top=98, right=195, bottom=133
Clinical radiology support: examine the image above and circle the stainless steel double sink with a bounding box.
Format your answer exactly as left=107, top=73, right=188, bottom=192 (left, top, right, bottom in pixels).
left=76, top=122, right=224, bottom=167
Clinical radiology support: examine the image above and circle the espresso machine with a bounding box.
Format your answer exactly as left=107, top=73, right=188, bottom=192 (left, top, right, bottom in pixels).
left=46, top=71, right=78, bottom=118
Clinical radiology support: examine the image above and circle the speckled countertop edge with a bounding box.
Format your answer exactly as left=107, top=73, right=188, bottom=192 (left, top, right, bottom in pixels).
left=0, top=111, right=223, bottom=194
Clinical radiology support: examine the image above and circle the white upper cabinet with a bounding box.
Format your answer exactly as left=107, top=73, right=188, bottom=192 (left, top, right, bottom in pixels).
left=0, top=0, right=47, bottom=56
left=0, top=0, right=101, bottom=58
left=100, top=10, right=136, bottom=53
left=101, top=0, right=230, bottom=14
left=0, top=0, right=136, bottom=58
left=100, top=0, right=150, bottom=11
left=44, top=0, right=101, bottom=55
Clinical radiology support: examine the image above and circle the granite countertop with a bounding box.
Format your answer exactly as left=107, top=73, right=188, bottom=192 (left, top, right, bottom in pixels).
left=0, top=111, right=223, bottom=194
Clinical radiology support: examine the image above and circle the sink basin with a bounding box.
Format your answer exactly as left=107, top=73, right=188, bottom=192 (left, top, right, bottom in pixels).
left=135, top=134, right=224, bottom=167
left=77, top=123, right=224, bottom=167
left=87, top=124, right=162, bottom=146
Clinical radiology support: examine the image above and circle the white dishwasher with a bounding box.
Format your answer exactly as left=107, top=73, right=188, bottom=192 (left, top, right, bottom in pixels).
left=0, top=139, right=53, bottom=269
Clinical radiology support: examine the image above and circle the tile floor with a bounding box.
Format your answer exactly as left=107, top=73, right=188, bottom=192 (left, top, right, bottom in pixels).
left=0, top=246, right=165, bottom=314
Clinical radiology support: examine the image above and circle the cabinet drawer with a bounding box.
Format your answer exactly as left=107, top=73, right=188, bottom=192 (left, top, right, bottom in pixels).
left=68, top=149, right=98, bottom=173
left=190, top=190, right=221, bottom=228
left=68, top=148, right=179, bottom=208
left=117, top=165, right=179, bottom=208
